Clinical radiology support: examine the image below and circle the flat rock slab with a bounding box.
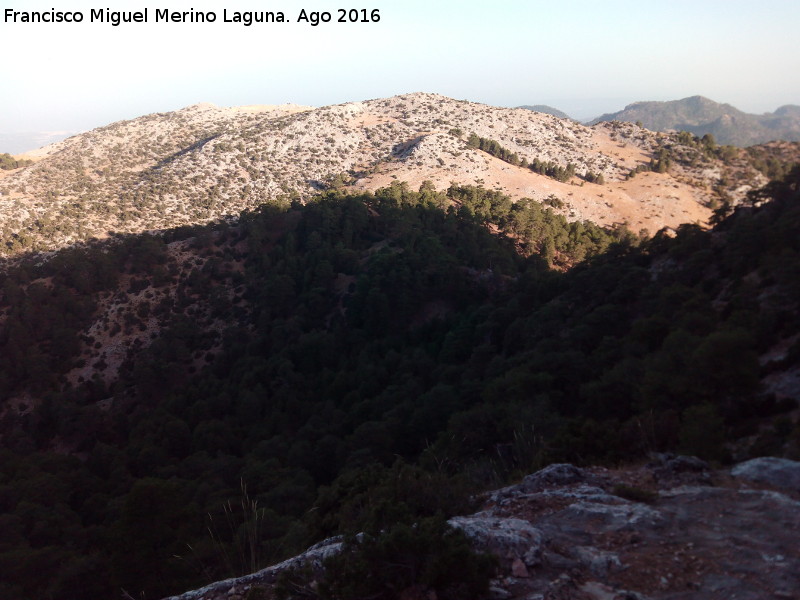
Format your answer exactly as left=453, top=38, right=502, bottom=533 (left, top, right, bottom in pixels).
left=731, top=457, right=800, bottom=492
left=162, top=457, right=800, bottom=600
left=482, top=459, right=800, bottom=599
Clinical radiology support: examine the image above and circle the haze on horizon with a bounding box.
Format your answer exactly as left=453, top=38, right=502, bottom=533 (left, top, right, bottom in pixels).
left=1, top=0, right=798, bottom=153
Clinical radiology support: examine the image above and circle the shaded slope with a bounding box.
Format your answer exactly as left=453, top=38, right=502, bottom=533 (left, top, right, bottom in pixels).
left=0, top=171, right=799, bottom=599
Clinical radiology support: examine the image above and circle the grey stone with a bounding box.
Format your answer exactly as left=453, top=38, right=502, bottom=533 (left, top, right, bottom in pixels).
left=489, top=483, right=524, bottom=503
left=561, top=500, right=665, bottom=532
left=648, top=453, right=709, bottom=473
left=161, top=536, right=343, bottom=600
left=573, top=546, right=623, bottom=577
left=489, top=585, right=512, bottom=599
left=448, top=515, right=543, bottom=567
left=648, top=454, right=711, bottom=487
left=521, top=463, right=589, bottom=492
left=529, top=484, right=621, bottom=504
left=164, top=458, right=800, bottom=600
left=541, top=548, right=580, bottom=570
left=731, top=457, right=800, bottom=492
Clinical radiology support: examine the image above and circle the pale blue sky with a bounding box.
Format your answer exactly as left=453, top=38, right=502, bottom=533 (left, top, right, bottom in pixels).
left=1, top=0, right=799, bottom=150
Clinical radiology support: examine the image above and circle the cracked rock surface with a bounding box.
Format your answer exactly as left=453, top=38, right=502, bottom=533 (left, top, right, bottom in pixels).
left=163, top=457, right=800, bottom=600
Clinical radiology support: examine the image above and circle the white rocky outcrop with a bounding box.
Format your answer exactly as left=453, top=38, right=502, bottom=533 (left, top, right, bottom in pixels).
left=162, top=457, right=800, bottom=600
left=731, top=456, right=800, bottom=492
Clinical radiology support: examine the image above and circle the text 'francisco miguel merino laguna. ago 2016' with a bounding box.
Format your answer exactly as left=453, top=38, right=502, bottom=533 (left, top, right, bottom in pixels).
left=4, top=7, right=382, bottom=26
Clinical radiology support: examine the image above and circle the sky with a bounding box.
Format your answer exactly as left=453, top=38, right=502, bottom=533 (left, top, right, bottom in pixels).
left=1, top=0, right=799, bottom=152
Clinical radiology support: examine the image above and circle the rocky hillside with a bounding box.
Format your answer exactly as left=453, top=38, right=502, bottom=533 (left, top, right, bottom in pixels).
left=590, top=96, right=800, bottom=146
left=163, top=457, right=800, bottom=600
left=0, top=93, right=785, bottom=257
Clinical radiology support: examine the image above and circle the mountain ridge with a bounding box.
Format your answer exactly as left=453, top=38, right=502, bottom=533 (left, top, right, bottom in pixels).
left=0, top=92, right=787, bottom=259
left=589, top=95, right=800, bottom=145
left=517, top=104, right=572, bottom=120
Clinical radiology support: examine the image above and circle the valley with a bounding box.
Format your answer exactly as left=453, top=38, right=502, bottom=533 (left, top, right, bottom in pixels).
left=0, top=94, right=798, bottom=600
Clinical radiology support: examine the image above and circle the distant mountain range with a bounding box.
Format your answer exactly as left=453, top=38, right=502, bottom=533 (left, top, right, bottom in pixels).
left=588, top=96, right=800, bottom=146
left=517, top=104, right=572, bottom=120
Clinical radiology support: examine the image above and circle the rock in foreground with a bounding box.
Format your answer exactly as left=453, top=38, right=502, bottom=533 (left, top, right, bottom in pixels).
left=163, top=457, right=800, bottom=600
left=731, top=456, right=800, bottom=492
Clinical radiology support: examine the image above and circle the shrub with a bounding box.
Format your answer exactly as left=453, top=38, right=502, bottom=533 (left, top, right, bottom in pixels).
left=318, top=517, right=495, bottom=600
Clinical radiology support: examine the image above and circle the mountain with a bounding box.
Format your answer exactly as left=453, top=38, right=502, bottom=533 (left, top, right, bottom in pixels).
left=1, top=92, right=787, bottom=258
left=1, top=164, right=799, bottom=599
left=589, top=96, right=800, bottom=146
left=1, top=94, right=799, bottom=599
left=517, top=104, right=572, bottom=120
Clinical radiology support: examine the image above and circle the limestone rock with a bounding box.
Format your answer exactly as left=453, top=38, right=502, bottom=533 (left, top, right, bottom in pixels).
left=161, top=535, right=343, bottom=600
left=731, top=456, right=800, bottom=492
left=647, top=453, right=711, bottom=486
left=521, top=463, right=591, bottom=492
left=573, top=546, right=623, bottom=577
left=163, top=460, right=800, bottom=600
left=448, top=515, right=543, bottom=568
left=559, top=500, right=665, bottom=532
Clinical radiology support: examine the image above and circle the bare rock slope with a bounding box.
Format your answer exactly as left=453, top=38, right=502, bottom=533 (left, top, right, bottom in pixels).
left=0, top=93, right=777, bottom=256
left=163, top=457, right=800, bottom=600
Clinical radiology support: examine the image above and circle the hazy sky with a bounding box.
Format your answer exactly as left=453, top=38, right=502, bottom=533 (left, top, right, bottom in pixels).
left=1, top=0, right=799, bottom=150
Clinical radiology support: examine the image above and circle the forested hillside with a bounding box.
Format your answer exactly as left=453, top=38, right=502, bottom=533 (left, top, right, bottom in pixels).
left=0, top=172, right=799, bottom=599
